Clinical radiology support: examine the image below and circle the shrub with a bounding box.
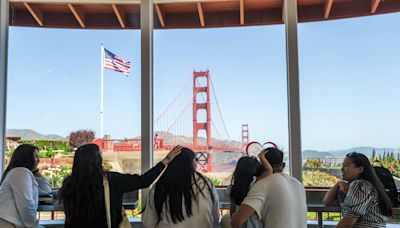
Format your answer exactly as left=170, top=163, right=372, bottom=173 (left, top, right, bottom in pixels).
left=208, top=176, right=222, bottom=186
left=39, top=150, right=55, bottom=158
left=68, top=130, right=95, bottom=148
left=40, top=163, right=72, bottom=188
left=103, top=160, right=113, bottom=171
left=303, top=170, right=339, bottom=187
left=19, top=140, right=72, bottom=152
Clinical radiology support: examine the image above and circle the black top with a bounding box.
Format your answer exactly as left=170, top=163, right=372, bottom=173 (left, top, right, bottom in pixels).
left=65, top=162, right=165, bottom=228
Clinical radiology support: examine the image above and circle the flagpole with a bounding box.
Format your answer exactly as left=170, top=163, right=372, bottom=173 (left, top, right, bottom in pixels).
left=100, top=43, right=104, bottom=139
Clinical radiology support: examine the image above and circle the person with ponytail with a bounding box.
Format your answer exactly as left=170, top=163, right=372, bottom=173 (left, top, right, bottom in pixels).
left=323, top=152, right=392, bottom=227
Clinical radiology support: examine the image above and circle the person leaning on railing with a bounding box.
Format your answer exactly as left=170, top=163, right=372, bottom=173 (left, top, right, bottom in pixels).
left=58, top=143, right=182, bottom=228
left=0, top=144, right=52, bottom=228
left=323, top=152, right=392, bottom=228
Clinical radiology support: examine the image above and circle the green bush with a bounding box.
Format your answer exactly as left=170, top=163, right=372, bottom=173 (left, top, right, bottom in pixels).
left=103, top=160, right=113, bottom=171
left=303, top=170, right=339, bottom=187
left=19, top=140, right=72, bottom=152
left=40, top=164, right=72, bottom=188
left=208, top=176, right=222, bottom=186
left=5, top=150, right=13, bottom=157
left=39, top=150, right=55, bottom=158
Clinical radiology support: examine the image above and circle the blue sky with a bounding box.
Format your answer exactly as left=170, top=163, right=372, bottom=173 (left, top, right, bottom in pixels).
left=6, top=12, right=400, bottom=151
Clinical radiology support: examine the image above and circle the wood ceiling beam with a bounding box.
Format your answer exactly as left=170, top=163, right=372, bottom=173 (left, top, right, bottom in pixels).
left=23, top=2, right=43, bottom=26
left=112, top=4, right=125, bottom=28
left=68, top=3, right=85, bottom=28
left=240, top=0, right=244, bottom=25
left=324, top=0, right=333, bottom=19
left=197, top=2, right=205, bottom=27
left=371, top=0, right=381, bottom=14
left=155, top=4, right=165, bottom=27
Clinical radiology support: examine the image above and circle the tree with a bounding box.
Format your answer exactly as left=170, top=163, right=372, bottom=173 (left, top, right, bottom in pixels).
left=69, top=130, right=95, bottom=148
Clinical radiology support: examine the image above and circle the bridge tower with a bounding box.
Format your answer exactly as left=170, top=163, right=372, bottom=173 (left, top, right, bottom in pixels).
left=193, top=70, right=212, bottom=147
left=193, top=70, right=212, bottom=172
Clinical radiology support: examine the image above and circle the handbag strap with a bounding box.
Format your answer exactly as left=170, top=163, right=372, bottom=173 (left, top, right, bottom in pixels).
left=103, top=175, right=112, bottom=228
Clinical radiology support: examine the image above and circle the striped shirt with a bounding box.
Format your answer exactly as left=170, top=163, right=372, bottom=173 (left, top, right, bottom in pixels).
left=337, top=179, right=387, bottom=228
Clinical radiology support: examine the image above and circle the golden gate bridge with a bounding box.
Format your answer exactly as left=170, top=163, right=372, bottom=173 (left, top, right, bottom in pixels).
left=94, top=70, right=249, bottom=172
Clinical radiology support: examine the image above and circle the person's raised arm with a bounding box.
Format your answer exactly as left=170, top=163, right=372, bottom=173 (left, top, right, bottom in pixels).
left=256, top=150, right=273, bottom=180
left=161, top=145, right=183, bottom=166
left=114, top=145, right=183, bottom=193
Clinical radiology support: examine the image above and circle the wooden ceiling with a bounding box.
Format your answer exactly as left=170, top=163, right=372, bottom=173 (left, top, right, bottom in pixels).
left=8, top=0, right=400, bottom=29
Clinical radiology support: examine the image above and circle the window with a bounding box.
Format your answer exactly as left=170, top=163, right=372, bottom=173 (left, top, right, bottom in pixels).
left=7, top=27, right=141, bottom=186
left=299, top=13, right=400, bottom=188
left=154, top=26, right=288, bottom=185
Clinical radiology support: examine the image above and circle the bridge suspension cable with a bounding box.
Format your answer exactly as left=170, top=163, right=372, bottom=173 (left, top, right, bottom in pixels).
left=209, top=75, right=231, bottom=140
left=154, top=75, right=191, bottom=124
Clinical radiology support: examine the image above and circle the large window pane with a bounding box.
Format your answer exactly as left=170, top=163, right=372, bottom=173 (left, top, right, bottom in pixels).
left=7, top=27, right=141, bottom=195
left=299, top=13, right=400, bottom=189
left=154, top=26, right=288, bottom=186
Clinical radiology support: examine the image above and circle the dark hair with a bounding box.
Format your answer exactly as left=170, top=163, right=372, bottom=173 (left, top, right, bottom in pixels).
left=153, top=147, right=215, bottom=224
left=264, top=147, right=284, bottom=167
left=1, top=144, right=38, bottom=184
left=346, top=152, right=392, bottom=216
left=230, top=156, right=263, bottom=205
left=59, top=143, right=105, bottom=225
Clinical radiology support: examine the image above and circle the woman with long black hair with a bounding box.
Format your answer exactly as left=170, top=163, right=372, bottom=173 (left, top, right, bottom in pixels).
left=221, top=149, right=272, bottom=228
left=0, top=144, right=51, bottom=228
left=59, top=143, right=182, bottom=228
left=323, top=152, right=392, bottom=228
left=142, top=147, right=220, bottom=228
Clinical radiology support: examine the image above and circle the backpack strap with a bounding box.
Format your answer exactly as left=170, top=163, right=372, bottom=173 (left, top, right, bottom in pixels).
left=103, top=175, right=112, bottom=228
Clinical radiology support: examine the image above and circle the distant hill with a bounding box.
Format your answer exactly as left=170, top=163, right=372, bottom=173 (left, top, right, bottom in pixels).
left=6, top=129, right=65, bottom=140
left=304, top=147, right=400, bottom=159
left=154, top=131, right=242, bottom=148
left=303, top=150, right=335, bottom=159
left=327, top=147, right=399, bottom=158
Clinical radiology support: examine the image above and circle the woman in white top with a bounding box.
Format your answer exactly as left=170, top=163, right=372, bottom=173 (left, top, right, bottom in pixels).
left=142, top=147, right=220, bottom=228
left=0, top=144, right=51, bottom=228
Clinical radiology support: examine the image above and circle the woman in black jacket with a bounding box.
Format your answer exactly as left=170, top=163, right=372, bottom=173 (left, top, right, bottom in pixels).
left=59, top=143, right=182, bottom=228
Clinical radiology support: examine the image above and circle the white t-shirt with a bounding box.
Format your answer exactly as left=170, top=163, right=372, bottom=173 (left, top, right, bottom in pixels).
left=242, top=173, right=307, bottom=228
left=142, top=173, right=220, bottom=228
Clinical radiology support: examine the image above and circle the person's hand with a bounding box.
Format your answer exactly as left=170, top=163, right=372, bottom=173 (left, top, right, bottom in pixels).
left=338, top=181, right=349, bottom=194
left=162, top=145, right=183, bottom=165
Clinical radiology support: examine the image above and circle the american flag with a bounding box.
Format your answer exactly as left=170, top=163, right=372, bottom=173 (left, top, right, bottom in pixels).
left=103, top=48, right=131, bottom=76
